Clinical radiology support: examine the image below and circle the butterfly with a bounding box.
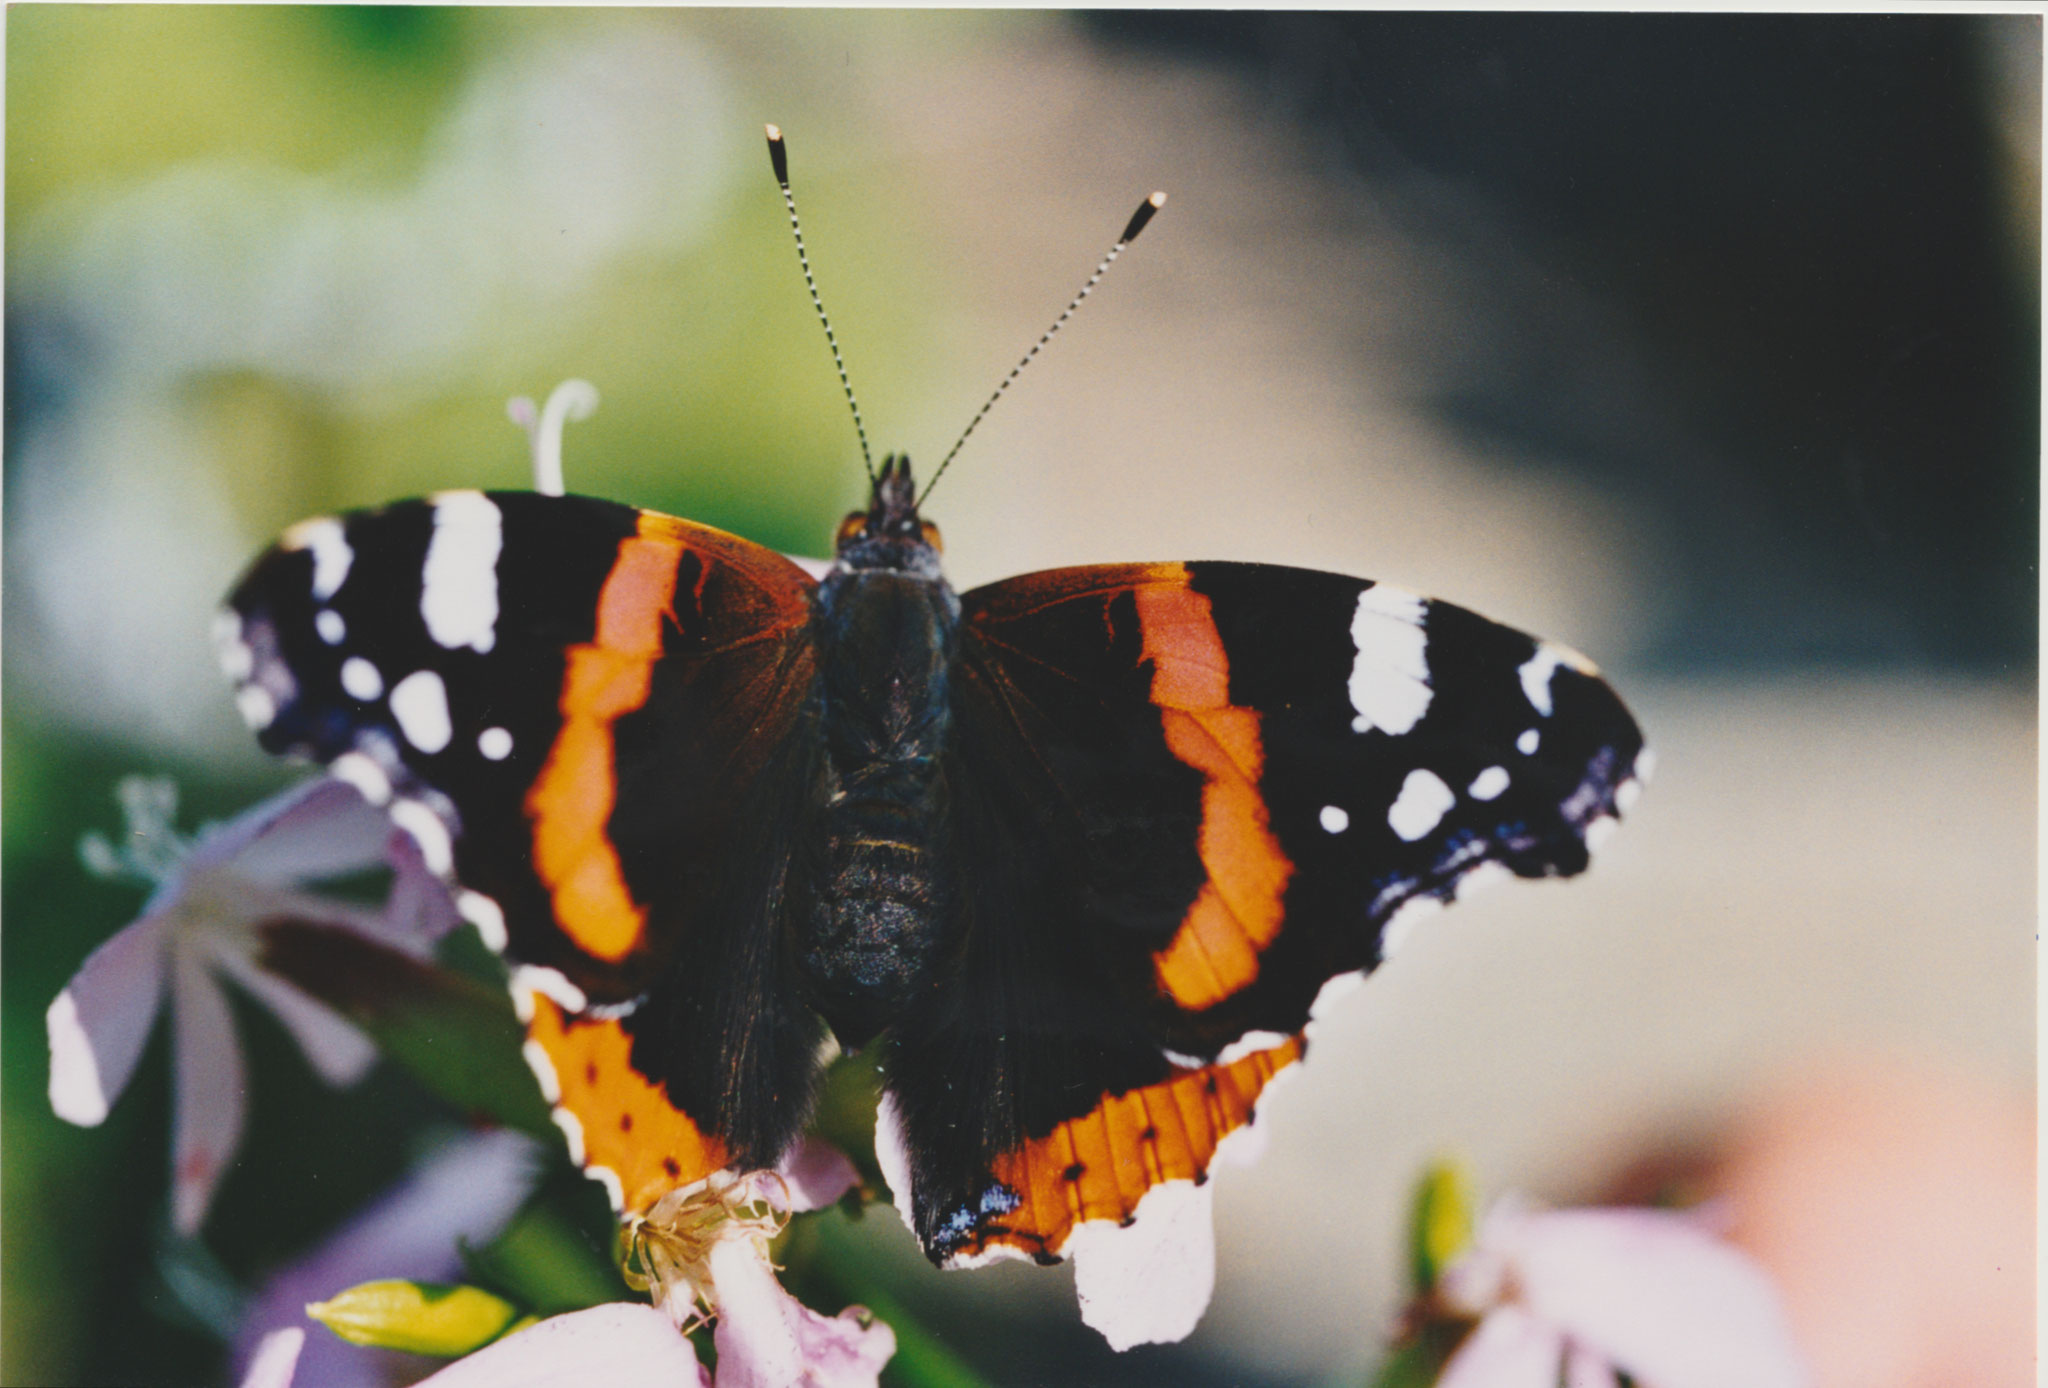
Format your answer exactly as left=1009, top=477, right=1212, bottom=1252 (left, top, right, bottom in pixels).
left=214, top=130, right=1646, bottom=1351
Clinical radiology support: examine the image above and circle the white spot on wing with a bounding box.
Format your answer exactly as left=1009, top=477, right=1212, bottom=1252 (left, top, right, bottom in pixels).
left=388, top=799, right=452, bottom=875
left=1379, top=894, right=1441, bottom=960
left=1387, top=768, right=1454, bottom=841
left=1214, top=1030, right=1292, bottom=1066
left=1586, top=817, right=1619, bottom=852
left=389, top=670, right=453, bottom=753
left=213, top=610, right=253, bottom=680
left=458, top=890, right=508, bottom=952
left=1518, top=647, right=1565, bottom=715
left=283, top=517, right=353, bottom=601
left=1212, top=1059, right=1302, bottom=1171
left=512, top=964, right=589, bottom=1017
left=1635, top=747, right=1657, bottom=782
left=873, top=1092, right=919, bottom=1234
left=1454, top=861, right=1512, bottom=900
left=586, top=1162, right=626, bottom=1211
left=45, top=990, right=109, bottom=1126
left=340, top=657, right=384, bottom=702
left=1468, top=766, right=1510, bottom=801
left=235, top=686, right=277, bottom=730
left=329, top=751, right=391, bottom=806
left=1309, top=970, right=1364, bottom=1021
left=1347, top=584, right=1432, bottom=735
left=1517, top=728, right=1540, bottom=755
left=1616, top=779, right=1642, bottom=814
left=944, top=1241, right=1038, bottom=1271
left=1212, top=1105, right=1271, bottom=1170
left=552, top=1106, right=586, bottom=1165
left=1319, top=804, right=1350, bottom=834
left=522, top=1038, right=560, bottom=1102
left=315, top=609, right=346, bottom=645
left=477, top=727, right=514, bottom=761
left=421, top=492, right=503, bottom=653
left=1069, top=1179, right=1216, bottom=1351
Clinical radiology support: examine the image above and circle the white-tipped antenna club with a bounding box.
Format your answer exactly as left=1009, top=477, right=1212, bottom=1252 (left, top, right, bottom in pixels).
left=918, top=190, right=1167, bottom=506
left=766, top=124, right=875, bottom=484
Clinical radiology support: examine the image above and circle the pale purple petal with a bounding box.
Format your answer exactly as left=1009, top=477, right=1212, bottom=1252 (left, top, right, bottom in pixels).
left=170, top=950, right=246, bottom=1233
left=709, top=1236, right=894, bottom=1388
left=237, top=1328, right=304, bottom=1388
left=375, top=825, right=461, bottom=950
left=773, top=1135, right=860, bottom=1213
left=1563, top=1340, right=1621, bottom=1388
left=781, top=554, right=834, bottom=581
left=198, top=778, right=391, bottom=886
left=1502, top=1208, right=1809, bottom=1388
left=412, top=1303, right=708, bottom=1388
left=231, top=1130, right=541, bottom=1388
left=47, top=912, right=169, bottom=1125
left=213, top=947, right=377, bottom=1087
left=1436, top=1306, right=1568, bottom=1388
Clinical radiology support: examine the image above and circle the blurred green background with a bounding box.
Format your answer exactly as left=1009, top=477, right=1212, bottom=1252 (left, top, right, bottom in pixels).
left=6, top=10, right=2037, bottom=1387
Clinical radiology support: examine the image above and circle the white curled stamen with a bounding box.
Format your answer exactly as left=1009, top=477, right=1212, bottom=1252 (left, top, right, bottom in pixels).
left=510, top=379, right=600, bottom=497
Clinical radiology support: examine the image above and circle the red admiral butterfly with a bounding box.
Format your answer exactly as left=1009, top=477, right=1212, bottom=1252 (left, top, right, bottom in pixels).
left=216, top=129, right=1645, bottom=1349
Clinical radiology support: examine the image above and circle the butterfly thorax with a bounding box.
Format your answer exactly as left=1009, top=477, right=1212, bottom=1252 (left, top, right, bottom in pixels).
left=803, top=456, right=961, bottom=1045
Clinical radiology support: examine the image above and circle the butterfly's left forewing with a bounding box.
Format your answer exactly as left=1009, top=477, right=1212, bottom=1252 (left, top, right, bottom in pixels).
left=884, top=561, right=1645, bottom=1291
left=222, top=491, right=828, bottom=1211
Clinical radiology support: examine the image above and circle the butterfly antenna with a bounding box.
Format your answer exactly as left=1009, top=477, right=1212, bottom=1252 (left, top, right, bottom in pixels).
left=767, top=124, right=875, bottom=486
left=918, top=190, right=1167, bottom=507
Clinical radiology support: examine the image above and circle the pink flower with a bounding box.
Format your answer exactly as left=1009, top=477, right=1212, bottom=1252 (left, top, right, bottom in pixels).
left=243, top=1134, right=891, bottom=1388
left=411, top=1303, right=710, bottom=1388
left=404, top=1242, right=892, bottom=1388
left=234, top=1129, right=542, bottom=1388
left=707, top=1225, right=894, bottom=1388
left=46, top=775, right=456, bottom=1231
left=626, top=1137, right=895, bottom=1388
left=1435, top=1198, right=1810, bottom=1388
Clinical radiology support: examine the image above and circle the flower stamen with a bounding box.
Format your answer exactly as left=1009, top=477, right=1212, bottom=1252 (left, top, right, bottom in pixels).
left=507, top=379, right=599, bottom=497
left=621, top=1171, right=792, bottom=1330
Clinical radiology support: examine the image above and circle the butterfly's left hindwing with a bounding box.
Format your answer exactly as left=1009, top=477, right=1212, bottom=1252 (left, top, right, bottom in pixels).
left=883, top=560, right=1645, bottom=1272
left=220, top=491, right=829, bottom=1209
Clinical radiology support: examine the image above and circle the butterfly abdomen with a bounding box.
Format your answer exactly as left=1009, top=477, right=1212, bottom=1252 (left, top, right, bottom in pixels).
left=803, top=564, right=964, bottom=1045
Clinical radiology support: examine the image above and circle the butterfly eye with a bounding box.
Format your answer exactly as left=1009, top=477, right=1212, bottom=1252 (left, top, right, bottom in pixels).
left=835, top=512, right=867, bottom=550
left=920, top=521, right=944, bottom=553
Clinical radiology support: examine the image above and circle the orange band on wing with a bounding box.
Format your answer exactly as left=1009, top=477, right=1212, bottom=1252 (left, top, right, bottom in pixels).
left=972, top=1037, right=1303, bottom=1262
left=526, top=993, right=729, bottom=1214
left=526, top=515, right=688, bottom=962
left=1136, top=578, right=1294, bottom=1009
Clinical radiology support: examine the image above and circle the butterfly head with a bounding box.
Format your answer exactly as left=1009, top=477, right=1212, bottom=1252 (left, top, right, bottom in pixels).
left=835, top=454, right=944, bottom=576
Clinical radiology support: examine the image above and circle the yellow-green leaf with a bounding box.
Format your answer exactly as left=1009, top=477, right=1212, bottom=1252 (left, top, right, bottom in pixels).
left=306, top=1280, right=524, bottom=1357
left=1408, top=1158, right=1475, bottom=1293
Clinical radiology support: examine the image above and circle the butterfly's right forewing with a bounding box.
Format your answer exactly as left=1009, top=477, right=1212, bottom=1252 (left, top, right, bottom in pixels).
left=222, top=491, right=830, bottom=1209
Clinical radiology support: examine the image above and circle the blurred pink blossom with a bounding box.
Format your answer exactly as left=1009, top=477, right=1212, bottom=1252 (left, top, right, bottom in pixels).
left=1436, top=1198, right=1809, bottom=1388
left=47, top=775, right=457, bottom=1231
left=234, top=1129, right=542, bottom=1388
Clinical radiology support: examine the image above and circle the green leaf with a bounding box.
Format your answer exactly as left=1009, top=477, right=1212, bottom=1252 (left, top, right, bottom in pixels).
left=464, top=1196, right=628, bottom=1315
left=256, top=920, right=553, bottom=1137
left=1364, top=1320, right=1469, bottom=1388
left=306, top=1279, right=522, bottom=1356
left=811, top=1048, right=887, bottom=1195
left=1407, top=1158, right=1474, bottom=1294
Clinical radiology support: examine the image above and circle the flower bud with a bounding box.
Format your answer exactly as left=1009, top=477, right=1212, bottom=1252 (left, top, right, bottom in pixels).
left=306, top=1280, right=525, bottom=1356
